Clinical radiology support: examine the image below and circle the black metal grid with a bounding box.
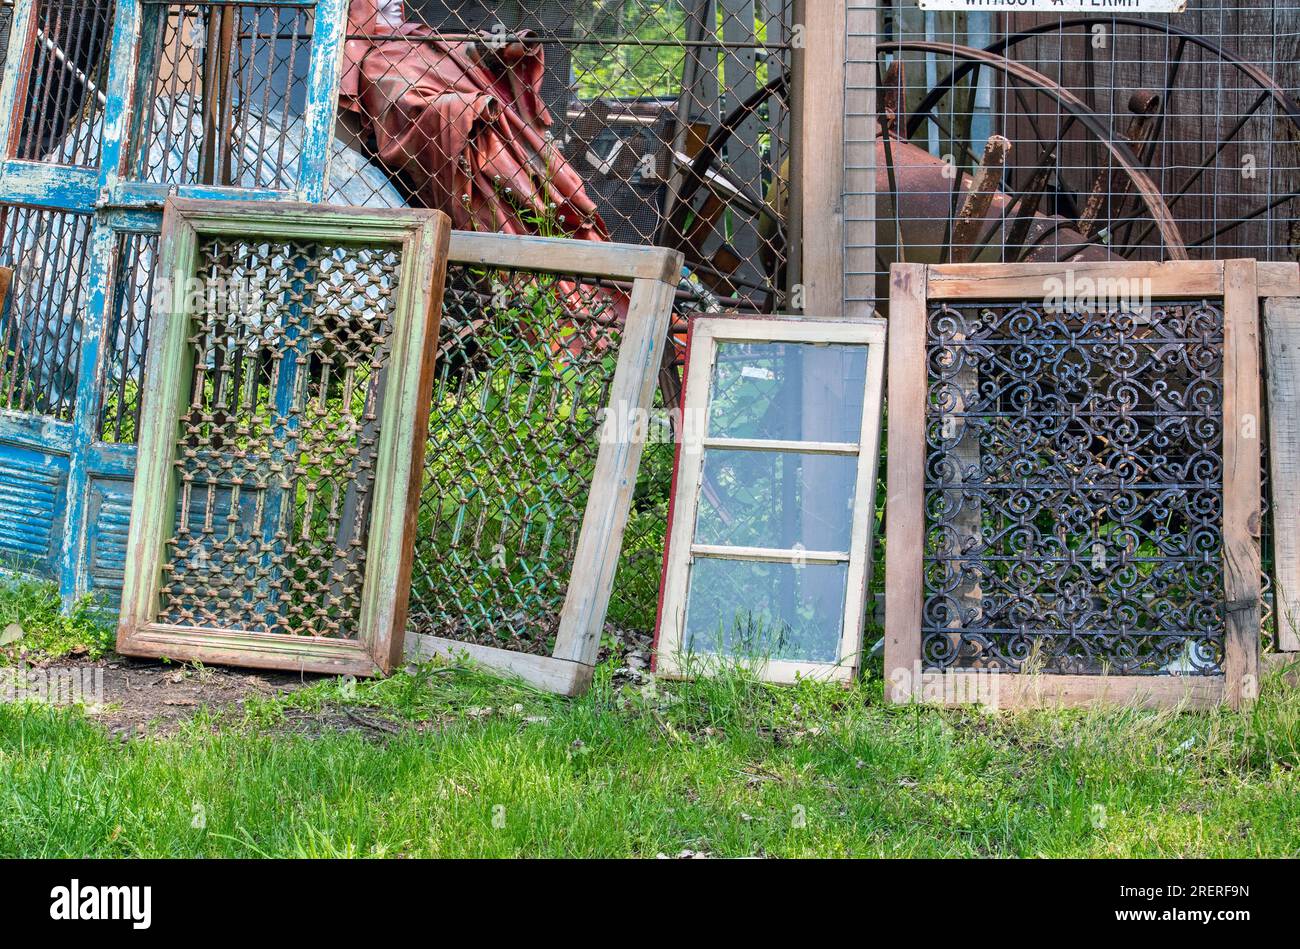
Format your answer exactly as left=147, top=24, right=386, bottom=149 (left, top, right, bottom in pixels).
left=129, top=1, right=316, bottom=189
left=922, top=298, right=1226, bottom=676
left=10, top=0, right=115, bottom=168
left=0, top=206, right=95, bottom=420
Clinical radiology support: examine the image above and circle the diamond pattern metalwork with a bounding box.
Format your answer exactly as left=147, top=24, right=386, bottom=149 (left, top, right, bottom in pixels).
left=158, top=236, right=401, bottom=638
left=409, top=263, right=632, bottom=654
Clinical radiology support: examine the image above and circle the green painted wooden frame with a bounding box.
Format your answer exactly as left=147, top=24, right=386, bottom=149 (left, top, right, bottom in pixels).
left=117, top=198, right=451, bottom=676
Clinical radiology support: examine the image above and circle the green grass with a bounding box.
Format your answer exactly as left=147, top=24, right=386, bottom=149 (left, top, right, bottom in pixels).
left=1, top=655, right=1298, bottom=857
left=0, top=576, right=115, bottom=665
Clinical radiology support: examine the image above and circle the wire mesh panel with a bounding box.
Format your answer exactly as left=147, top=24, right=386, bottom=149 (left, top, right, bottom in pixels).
left=337, top=0, right=793, bottom=312
left=606, top=401, right=674, bottom=632
left=99, top=230, right=160, bottom=442
left=411, top=254, right=676, bottom=657
left=0, top=5, right=11, bottom=75
left=412, top=264, right=621, bottom=654
left=923, top=298, right=1225, bottom=676
left=7, top=0, right=116, bottom=167
left=128, top=1, right=317, bottom=189
left=118, top=199, right=450, bottom=675
left=0, top=206, right=95, bottom=420
left=851, top=2, right=1300, bottom=308
left=402, top=233, right=679, bottom=694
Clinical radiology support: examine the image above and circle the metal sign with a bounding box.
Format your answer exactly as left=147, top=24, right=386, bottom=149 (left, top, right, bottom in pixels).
left=918, top=1, right=1186, bottom=12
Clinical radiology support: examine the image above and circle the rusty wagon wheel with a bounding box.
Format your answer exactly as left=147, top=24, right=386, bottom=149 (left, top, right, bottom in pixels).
left=879, top=17, right=1300, bottom=270
left=878, top=41, right=1182, bottom=271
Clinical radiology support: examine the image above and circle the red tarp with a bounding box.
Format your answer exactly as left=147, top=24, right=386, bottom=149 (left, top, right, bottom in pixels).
left=342, top=0, right=610, bottom=241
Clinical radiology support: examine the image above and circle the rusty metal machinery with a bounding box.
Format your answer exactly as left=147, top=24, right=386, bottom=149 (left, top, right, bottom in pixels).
left=862, top=8, right=1300, bottom=299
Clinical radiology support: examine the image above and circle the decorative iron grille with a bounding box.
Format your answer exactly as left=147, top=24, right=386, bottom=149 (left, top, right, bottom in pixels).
left=922, top=298, right=1227, bottom=676
left=158, top=235, right=402, bottom=639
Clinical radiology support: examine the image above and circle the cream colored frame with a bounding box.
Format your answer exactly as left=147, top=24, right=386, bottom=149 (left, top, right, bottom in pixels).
left=655, top=315, right=888, bottom=684
left=403, top=233, right=683, bottom=696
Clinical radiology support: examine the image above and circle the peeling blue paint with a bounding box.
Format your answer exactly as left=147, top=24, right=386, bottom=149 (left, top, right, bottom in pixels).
left=0, top=0, right=343, bottom=609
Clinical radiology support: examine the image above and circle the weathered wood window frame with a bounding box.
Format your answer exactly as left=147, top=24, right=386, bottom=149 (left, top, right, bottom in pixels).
left=403, top=234, right=683, bottom=697
left=886, top=260, right=1263, bottom=710
left=654, top=315, right=887, bottom=684
left=1264, top=295, right=1300, bottom=655
left=117, top=198, right=450, bottom=676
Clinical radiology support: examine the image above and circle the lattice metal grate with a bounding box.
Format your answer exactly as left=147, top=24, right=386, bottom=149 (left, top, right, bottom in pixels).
left=129, top=1, right=316, bottom=188
left=0, top=206, right=94, bottom=420
left=10, top=0, right=115, bottom=167
left=922, top=298, right=1227, bottom=676
left=412, top=263, right=625, bottom=654
left=158, top=235, right=401, bottom=639
left=337, top=0, right=793, bottom=313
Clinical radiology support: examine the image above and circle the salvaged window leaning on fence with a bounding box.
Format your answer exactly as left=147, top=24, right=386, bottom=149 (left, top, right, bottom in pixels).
left=885, top=261, right=1263, bottom=710
left=115, top=204, right=682, bottom=688
left=117, top=200, right=452, bottom=676
left=654, top=315, right=887, bottom=684
left=403, top=235, right=682, bottom=696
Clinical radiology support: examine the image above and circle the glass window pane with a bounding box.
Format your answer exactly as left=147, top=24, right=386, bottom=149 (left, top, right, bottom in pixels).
left=683, top=558, right=848, bottom=664
left=707, top=342, right=868, bottom=442
left=695, top=449, right=856, bottom=551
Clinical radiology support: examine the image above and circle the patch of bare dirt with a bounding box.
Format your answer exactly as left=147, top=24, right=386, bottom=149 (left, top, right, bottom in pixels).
left=6, top=623, right=659, bottom=741
left=11, top=657, right=319, bottom=739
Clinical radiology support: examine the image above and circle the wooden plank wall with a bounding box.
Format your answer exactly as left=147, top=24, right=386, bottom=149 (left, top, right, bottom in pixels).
left=844, top=0, right=877, bottom=317
left=1005, top=2, right=1300, bottom=262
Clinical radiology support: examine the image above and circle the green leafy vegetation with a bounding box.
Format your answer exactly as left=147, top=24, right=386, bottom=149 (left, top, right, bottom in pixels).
left=0, top=578, right=114, bottom=666
left=1, top=655, right=1297, bottom=857
left=570, top=2, right=777, bottom=101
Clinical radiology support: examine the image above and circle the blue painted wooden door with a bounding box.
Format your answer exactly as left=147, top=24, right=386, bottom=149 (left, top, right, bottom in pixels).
left=0, top=0, right=348, bottom=607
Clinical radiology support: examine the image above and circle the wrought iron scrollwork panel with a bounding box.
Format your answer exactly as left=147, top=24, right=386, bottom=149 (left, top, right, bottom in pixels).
left=922, top=300, right=1226, bottom=675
